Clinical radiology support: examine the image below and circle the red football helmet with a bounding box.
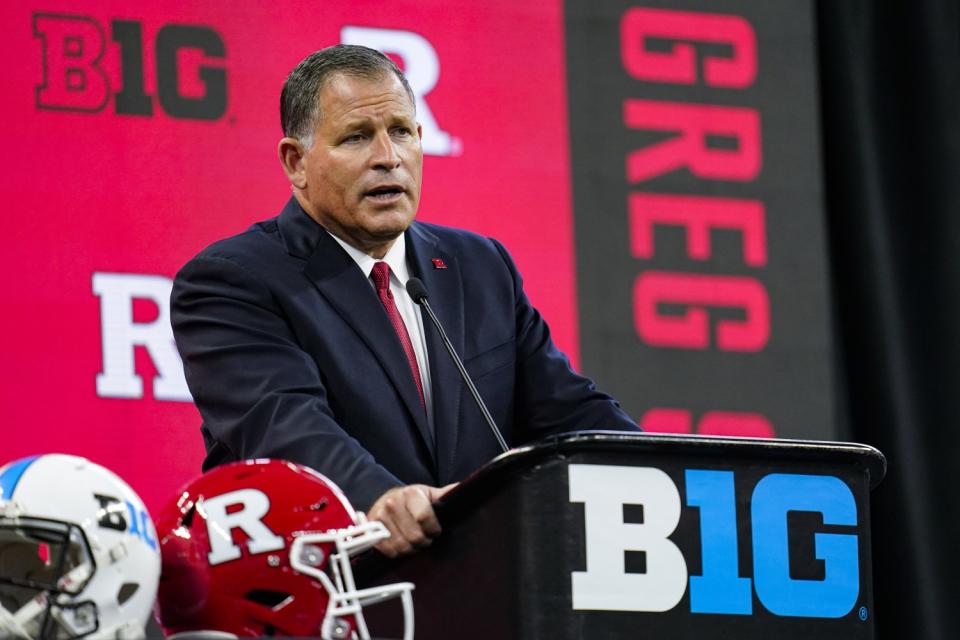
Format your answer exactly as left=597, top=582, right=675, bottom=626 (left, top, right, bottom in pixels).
left=154, top=459, right=413, bottom=639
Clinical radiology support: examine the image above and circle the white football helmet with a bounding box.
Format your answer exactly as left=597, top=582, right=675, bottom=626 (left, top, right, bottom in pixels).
left=0, top=454, right=160, bottom=639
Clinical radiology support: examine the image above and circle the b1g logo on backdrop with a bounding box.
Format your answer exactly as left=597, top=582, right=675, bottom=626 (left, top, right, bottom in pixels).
left=33, top=13, right=227, bottom=120
left=569, top=464, right=862, bottom=619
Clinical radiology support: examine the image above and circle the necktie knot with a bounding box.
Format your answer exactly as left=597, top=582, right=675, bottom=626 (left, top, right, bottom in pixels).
left=371, top=261, right=391, bottom=293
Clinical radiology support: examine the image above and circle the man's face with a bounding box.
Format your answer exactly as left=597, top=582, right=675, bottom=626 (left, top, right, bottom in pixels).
left=297, top=73, right=422, bottom=256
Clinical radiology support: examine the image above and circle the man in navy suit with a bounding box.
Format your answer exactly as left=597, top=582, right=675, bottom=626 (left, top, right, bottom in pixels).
left=171, top=45, right=637, bottom=556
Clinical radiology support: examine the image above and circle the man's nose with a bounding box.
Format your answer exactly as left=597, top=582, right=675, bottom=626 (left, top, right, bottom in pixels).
left=370, top=131, right=401, bottom=170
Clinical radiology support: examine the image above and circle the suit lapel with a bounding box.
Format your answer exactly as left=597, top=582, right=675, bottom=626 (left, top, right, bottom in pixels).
left=278, top=199, right=436, bottom=460
left=407, top=223, right=464, bottom=482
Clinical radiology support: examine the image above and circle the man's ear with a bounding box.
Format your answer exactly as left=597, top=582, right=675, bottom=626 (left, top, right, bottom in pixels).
left=277, top=137, right=308, bottom=189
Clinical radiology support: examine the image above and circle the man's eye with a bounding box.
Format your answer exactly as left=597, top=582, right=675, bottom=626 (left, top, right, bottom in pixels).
left=343, top=133, right=365, bottom=144
left=391, top=127, right=411, bottom=137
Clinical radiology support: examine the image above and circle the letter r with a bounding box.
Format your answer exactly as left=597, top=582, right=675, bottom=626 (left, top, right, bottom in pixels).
left=93, top=272, right=191, bottom=401
left=341, top=26, right=456, bottom=156
left=204, top=489, right=285, bottom=565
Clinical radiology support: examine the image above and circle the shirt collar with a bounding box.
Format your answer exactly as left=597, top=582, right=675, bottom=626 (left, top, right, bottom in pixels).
left=326, top=231, right=410, bottom=285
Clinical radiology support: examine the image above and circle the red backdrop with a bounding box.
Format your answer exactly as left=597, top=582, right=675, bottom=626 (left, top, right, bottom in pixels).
left=1, top=0, right=837, bottom=514
left=1, top=0, right=579, bottom=511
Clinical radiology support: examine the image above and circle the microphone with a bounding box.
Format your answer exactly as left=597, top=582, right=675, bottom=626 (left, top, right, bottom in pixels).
left=406, top=277, right=509, bottom=453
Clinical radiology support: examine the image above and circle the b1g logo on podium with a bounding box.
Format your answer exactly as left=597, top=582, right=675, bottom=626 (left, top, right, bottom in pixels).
left=33, top=13, right=227, bottom=120
left=569, top=465, right=860, bottom=618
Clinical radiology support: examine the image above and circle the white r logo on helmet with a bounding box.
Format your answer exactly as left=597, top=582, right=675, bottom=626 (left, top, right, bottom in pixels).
left=204, top=489, right=284, bottom=565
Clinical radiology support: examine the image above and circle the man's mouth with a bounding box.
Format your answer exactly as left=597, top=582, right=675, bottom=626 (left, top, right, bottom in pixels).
left=364, top=185, right=405, bottom=201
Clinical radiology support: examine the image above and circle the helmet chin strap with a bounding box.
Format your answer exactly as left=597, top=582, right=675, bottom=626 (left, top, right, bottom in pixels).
left=5, top=590, right=52, bottom=638
left=3, top=563, right=96, bottom=638
left=0, top=604, right=34, bottom=640
left=1, top=590, right=140, bottom=640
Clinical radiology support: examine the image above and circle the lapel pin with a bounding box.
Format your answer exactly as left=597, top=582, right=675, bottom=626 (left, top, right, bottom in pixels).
left=431, top=258, right=448, bottom=270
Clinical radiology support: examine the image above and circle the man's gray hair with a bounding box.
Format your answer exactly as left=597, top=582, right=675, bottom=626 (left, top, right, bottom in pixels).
left=280, top=44, right=415, bottom=148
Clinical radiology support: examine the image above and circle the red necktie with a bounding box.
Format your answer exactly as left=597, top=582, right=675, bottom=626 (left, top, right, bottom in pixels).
left=371, top=262, right=425, bottom=410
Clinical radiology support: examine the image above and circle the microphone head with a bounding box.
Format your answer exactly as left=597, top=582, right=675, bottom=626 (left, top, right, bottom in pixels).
left=406, top=277, right=429, bottom=304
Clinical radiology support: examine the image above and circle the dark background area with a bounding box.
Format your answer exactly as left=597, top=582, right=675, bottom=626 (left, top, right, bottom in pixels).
left=816, top=0, right=960, bottom=636
left=567, top=0, right=838, bottom=443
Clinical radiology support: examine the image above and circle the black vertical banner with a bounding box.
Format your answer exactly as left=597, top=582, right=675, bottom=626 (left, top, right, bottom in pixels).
left=565, top=0, right=836, bottom=439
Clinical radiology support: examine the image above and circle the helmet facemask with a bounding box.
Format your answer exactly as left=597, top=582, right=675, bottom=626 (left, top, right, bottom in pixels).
left=290, top=515, right=414, bottom=640
left=0, top=517, right=99, bottom=639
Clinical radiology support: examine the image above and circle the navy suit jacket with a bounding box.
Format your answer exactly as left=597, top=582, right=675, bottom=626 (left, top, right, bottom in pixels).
left=171, top=198, right=638, bottom=510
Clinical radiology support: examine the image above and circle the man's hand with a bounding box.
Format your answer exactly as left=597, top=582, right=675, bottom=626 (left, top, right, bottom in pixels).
left=367, top=483, right=458, bottom=558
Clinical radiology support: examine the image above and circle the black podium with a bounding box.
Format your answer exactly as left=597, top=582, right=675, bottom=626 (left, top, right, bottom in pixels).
left=355, top=432, right=886, bottom=639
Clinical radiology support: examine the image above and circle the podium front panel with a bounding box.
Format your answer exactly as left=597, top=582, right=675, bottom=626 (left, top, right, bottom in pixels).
left=355, top=433, right=883, bottom=639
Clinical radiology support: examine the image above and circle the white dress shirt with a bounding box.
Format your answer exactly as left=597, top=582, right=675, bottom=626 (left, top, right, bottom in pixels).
left=326, top=231, right=435, bottom=430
